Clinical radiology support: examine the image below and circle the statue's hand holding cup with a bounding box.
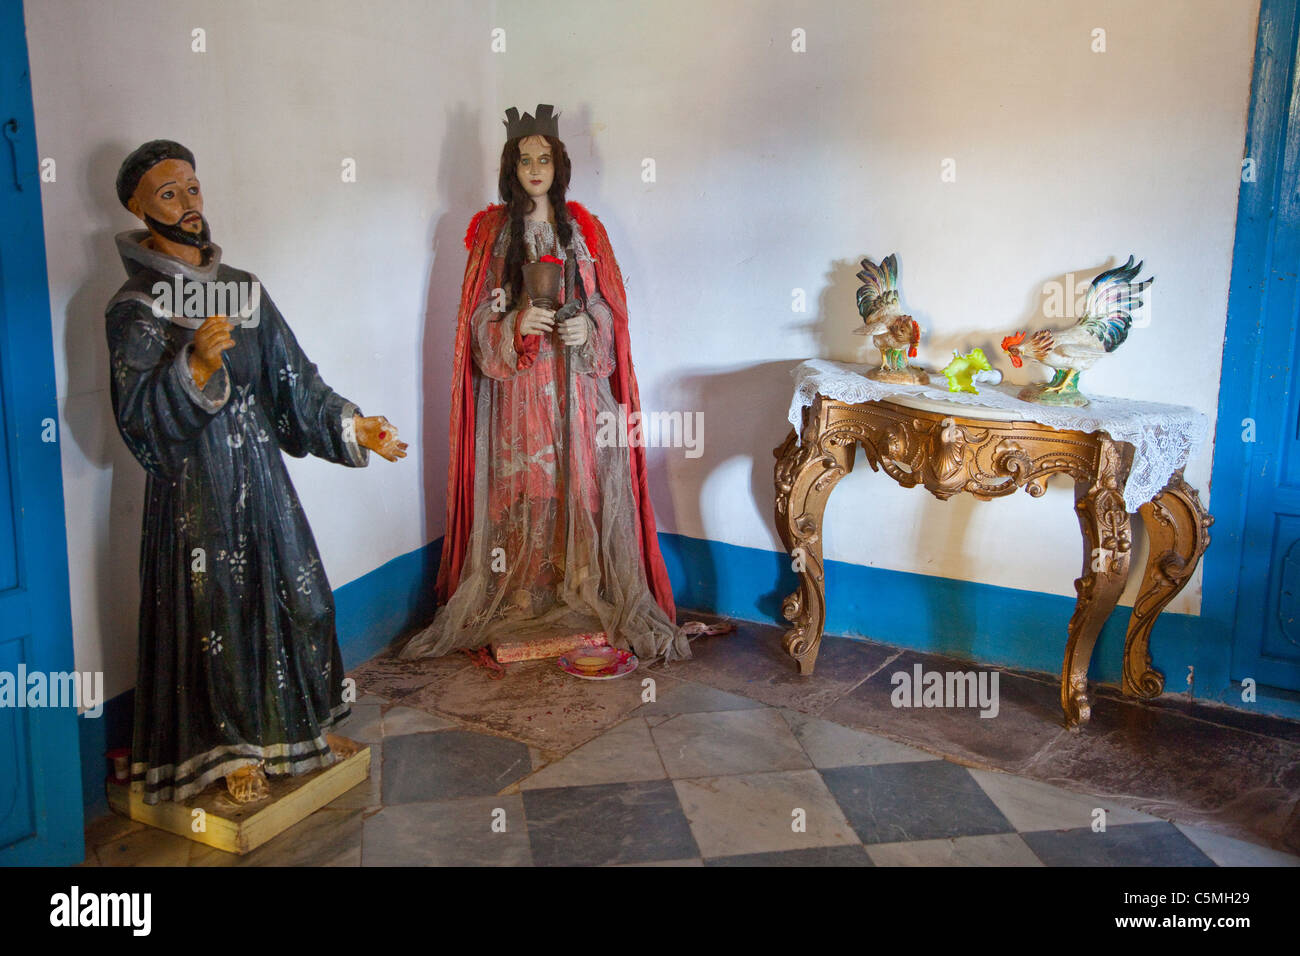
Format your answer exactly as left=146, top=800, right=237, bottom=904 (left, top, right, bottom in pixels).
left=518, top=305, right=556, bottom=336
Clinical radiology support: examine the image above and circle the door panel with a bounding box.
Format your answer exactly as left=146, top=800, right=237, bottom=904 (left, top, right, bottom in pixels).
left=1262, top=516, right=1300, bottom=667
left=0, top=346, right=16, bottom=591
left=0, top=636, right=34, bottom=848
left=1225, top=0, right=1300, bottom=692
left=0, top=0, right=83, bottom=865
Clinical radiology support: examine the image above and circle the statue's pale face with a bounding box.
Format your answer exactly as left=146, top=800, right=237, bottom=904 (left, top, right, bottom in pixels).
left=516, top=135, right=554, bottom=199
left=128, top=158, right=204, bottom=234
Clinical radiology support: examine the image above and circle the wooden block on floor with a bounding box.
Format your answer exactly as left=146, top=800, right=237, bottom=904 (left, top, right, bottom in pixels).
left=106, top=743, right=370, bottom=856
left=492, top=631, right=608, bottom=663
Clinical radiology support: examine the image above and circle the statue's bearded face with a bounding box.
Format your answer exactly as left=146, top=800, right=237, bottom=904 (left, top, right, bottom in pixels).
left=128, top=159, right=211, bottom=249
left=516, top=135, right=554, bottom=200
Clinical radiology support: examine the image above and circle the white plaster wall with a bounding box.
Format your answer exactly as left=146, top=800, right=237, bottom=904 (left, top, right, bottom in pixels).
left=494, top=0, right=1255, bottom=613
left=26, top=0, right=1257, bottom=699
left=27, top=0, right=495, bottom=698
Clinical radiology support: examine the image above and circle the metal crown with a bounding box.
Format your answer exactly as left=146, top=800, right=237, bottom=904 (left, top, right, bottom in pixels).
left=504, top=104, right=560, bottom=140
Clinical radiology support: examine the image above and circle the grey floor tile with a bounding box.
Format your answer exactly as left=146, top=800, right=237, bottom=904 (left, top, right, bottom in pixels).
left=652, top=708, right=811, bottom=778
left=781, top=710, right=938, bottom=768
left=1020, top=821, right=1217, bottom=866
left=969, top=768, right=1160, bottom=833
left=674, top=769, right=859, bottom=858
left=528, top=746, right=559, bottom=771
left=382, top=705, right=458, bottom=737
left=521, top=718, right=666, bottom=790
left=362, top=794, right=531, bottom=866
left=332, top=700, right=383, bottom=745
left=1030, top=699, right=1300, bottom=852
left=1174, top=824, right=1300, bottom=866
left=821, top=761, right=1014, bottom=845
left=327, top=742, right=382, bottom=812
left=867, top=832, right=1043, bottom=866
left=382, top=729, right=531, bottom=804
left=822, top=651, right=1064, bottom=772
left=705, top=844, right=874, bottom=867
left=609, top=858, right=705, bottom=867
left=522, top=780, right=698, bottom=866
left=1092, top=683, right=1300, bottom=744
left=327, top=846, right=363, bottom=866
left=637, top=676, right=767, bottom=716
left=657, top=621, right=896, bottom=715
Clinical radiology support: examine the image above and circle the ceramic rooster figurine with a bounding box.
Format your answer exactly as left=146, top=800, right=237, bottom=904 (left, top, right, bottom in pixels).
left=855, top=253, right=926, bottom=384
left=1001, top=255, right=1153, bottom=407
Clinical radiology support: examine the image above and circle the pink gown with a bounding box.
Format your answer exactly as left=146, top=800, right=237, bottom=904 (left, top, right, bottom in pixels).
left=402, top=218, right=686, bottom=660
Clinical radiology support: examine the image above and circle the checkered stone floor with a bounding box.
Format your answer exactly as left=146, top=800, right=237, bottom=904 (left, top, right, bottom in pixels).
left=81, top=673, right=1300, bottom=867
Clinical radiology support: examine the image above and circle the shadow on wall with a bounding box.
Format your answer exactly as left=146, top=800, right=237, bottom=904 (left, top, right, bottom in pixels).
left=419, top=104, right=485, bottom=549
left=657, top=356, right=998, bottom=661
left=61, top=140, right=150, bottom=694
left=657, top=359, right=805, bottom=620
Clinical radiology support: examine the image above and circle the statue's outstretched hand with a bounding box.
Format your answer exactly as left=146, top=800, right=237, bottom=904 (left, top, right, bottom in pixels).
left=354, top=415, right=408, bottom=462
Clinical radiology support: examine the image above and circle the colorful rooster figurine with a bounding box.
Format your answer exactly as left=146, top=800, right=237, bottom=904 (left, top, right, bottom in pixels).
left=855, top=253, right=926, bottom=384
left=1001, top=255, right=1153, bottom=407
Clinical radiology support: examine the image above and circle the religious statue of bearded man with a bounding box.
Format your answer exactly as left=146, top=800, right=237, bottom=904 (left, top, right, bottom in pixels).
left=401, top=105, right=690, bottom=662
left=106, top=140, right=407, bottom=804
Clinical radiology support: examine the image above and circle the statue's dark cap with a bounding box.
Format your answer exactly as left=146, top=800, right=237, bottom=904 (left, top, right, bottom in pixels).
left=116, top=140, right=196, bottom=208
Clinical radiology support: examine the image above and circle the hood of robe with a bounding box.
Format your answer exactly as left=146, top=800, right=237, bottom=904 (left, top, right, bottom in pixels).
left=110, top=231, right=261, bottom=330
left=115, top=229, right=223, bottom=282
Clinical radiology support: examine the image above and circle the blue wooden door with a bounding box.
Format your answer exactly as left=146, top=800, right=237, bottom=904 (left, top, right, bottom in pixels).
left=0, top=0, right=84, bottom=865
left=1219, top=0, right=1300, bottom=693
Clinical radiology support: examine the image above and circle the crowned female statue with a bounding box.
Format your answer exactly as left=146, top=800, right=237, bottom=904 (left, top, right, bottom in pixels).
left=402, top=105, right=689, bottom=662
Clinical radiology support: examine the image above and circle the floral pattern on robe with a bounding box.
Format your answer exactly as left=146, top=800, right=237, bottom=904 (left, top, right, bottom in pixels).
left=106, top=231, right=366, bottom=803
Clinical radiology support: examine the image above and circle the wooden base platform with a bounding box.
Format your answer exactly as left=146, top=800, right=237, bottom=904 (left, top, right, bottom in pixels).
left=106, top=743, right=371, bottom=855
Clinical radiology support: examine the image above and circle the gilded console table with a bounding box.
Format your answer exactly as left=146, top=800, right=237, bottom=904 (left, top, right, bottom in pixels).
left=773, top=391, right=1212, bottom=727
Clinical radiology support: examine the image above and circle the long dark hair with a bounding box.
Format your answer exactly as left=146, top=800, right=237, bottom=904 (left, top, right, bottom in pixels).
left=497, top=134, right=573, bottom=303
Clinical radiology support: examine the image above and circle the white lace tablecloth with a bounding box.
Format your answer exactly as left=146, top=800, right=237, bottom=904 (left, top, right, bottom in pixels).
left=789, top=359, right=1209, bottom=512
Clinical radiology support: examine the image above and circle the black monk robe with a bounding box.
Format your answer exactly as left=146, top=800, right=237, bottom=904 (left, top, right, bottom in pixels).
left=106, top=230, right=366, bottom=804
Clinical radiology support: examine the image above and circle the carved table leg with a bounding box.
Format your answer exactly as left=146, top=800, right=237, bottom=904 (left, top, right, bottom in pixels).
left=773, top=402, right=855, bottom=674
left=1122, top=471, right=1213, bottom=699
left=1062, top=439, right=1134, bottom=727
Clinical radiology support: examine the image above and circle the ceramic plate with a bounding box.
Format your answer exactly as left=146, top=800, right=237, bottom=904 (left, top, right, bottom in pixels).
left=558, top=645, right=638, bottom=680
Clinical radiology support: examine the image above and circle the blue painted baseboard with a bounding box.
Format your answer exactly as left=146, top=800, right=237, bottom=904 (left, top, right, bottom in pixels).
left=656, top=530, right=1285, bottom=718
left=78, top=689, right=133, bottom=820
left=333, top=539, right=443, bottom=671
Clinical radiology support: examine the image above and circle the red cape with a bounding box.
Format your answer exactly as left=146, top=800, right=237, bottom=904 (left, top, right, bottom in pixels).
left=435, top=201, right=677, bottom=621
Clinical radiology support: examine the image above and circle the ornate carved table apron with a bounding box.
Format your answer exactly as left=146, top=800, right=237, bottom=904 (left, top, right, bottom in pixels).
left=773, top=392, right=1212, bottom=727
